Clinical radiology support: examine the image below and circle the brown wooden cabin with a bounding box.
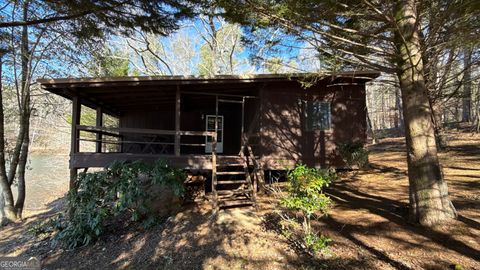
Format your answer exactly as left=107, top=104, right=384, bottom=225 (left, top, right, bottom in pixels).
left=39, top=72, right=379, bottom=209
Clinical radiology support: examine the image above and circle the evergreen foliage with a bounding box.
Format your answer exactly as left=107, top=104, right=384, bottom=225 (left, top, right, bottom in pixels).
left=56, top=160, right=185, bottom=249
left=86, top=46, right=130, bottom=77
left=1, top=1, right=197, bottom=38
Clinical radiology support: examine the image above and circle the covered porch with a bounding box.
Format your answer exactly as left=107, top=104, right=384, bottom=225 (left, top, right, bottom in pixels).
left=39, top=76, right=268, bottom=190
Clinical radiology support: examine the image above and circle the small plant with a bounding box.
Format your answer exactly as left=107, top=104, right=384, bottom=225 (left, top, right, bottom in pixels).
left=280, top=164, right=333, bottom=254
left=303, top=232, right=332, bottom=253
left=55, top=160, right=185, bottom=249
left=28, top=214, right=65, bottom=240
left=279, top=216, right=299, bottom=239
left=338, top=141, right=369, bottom=169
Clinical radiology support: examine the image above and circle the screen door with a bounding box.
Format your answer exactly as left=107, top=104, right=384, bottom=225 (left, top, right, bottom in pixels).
left=205, top=115, right=223, bottom=153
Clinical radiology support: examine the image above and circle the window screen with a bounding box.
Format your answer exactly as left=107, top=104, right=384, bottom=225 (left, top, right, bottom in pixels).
left=306, top=101, right=331, bottom=131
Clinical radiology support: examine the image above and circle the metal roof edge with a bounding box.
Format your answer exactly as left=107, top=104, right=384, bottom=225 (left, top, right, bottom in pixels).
left=37, top=71, right=381, bottom=87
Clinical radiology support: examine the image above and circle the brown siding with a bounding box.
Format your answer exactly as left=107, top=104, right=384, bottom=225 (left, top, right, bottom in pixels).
left=257, top=81, right=366, bottom=169
left=117, top=80, right=367, bottom=168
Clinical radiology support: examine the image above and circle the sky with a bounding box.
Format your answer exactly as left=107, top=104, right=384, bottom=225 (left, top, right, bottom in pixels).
left=106, top=16, right=319, bottom=77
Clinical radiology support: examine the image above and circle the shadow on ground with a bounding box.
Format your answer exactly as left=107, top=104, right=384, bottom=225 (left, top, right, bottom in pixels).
left=1, top=130, right=479, bottom=270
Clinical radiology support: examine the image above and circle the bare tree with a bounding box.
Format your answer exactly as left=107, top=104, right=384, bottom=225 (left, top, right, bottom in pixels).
left=124, top=15, right=248, bottom=76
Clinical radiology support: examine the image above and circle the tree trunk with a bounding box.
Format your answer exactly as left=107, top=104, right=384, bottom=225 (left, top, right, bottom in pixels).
left=12, top=1, right=31, bottom=220
left=7, top=1, right=29, bottom=186
left=429, top=97, right=447, bottom=150
left=207, top=15, right=219, bottom=75
left=475, top=83, right=480, bottom=132
left=0, top=53, right=17, bottom=222
left=1, top=1, right=31, bottom=222
left=15, top=125, right=30, bottom=220
left=395, top=86, right=404, bottom=133
left=366, top=107, right=377, bottom=144
left=394, top=0, right=456, bottom=226
left=462, top=48, right=472, bottom=123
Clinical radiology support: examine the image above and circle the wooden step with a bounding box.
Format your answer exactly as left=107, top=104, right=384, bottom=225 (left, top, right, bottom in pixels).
left=217, top=189, right=251, bottom=196
left=216, top=179, right=248, bottom=184
left=216, top=163, right=245, bottom=167
left=217, top=171, right=245, bottom=175
left=219, top=199, right=254, bottom=208
left=217, top=156, right=245, bottom=164
left=218, top=193, right=251, bottom=200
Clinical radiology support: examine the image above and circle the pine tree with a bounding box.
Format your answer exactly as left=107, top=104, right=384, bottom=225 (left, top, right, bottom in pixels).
left=218, top=0, right=480, bottom=226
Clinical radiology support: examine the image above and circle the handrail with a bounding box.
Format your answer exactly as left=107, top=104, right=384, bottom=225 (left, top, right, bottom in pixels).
left=239, top=105, right=261, bottom=202
left=240, top=132, right=258, bottom=207
left=78, top=138, right=207, bottom=147
left=76, top=125, right=216, bottom=155
left=77, top=125, right=216, bottom=137
left=211, top=123, right=218, bottom=212
left=77, top=126, right=121, bottom=137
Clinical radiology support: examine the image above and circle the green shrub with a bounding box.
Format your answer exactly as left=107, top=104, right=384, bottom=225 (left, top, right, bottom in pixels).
left=338, top=141, right=369, bottom=169
left=56, top=160, right=185, bottom=249
left=304, top=232, right=332, bottom=253
left=28, top=214, right=65, bottom=240
left=280, top=164, right=333, bottom=254
left=281, top=164, right=333, bottom=219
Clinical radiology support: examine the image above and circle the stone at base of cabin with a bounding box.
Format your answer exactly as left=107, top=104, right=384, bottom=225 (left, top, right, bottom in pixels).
left=140, top=184, right=182, bottom=218
left=185, top=183, right=205, bottom=202
left=185, top=174, right=206, bottom=202
left=185, top=174, right=206, bottom=184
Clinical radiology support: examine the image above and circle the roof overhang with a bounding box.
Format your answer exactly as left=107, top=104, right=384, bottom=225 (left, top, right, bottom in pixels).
left=38, top=71, right=380, bottom=115
left=38, top=71, right=379, bottom=88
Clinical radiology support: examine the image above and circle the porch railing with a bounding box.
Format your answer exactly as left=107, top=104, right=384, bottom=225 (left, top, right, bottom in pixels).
left=71, top=124, right=219, bottom=197
left=75, top=125, right=216, bottom=156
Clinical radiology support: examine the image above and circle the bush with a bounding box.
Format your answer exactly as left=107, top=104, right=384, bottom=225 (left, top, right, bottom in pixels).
left=28, top=214, right=65, bottom=240
left=338, top=141, right=369, bottom=169
left=56, top=160, right=185, bottom=249
left=281, top=165, right=333, bottom=219
left=304, top=232, right=332, bottom=253
left=280, top=164, right=333, bottom=254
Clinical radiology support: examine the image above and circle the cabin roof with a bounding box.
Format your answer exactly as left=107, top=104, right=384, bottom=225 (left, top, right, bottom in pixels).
left=38, top=71, right=380, bottom=115
left=38, top=71, right=379, bottom=88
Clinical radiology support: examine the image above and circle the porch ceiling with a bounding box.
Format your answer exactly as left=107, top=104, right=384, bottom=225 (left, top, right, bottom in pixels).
left=41, top=82, right=260, bottom=115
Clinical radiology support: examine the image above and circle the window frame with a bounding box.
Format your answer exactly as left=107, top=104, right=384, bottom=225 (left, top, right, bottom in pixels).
left=304, top=100, right=332, bottom=131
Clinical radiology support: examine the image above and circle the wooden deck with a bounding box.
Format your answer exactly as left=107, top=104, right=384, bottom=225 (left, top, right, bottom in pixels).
left=70, top=153, right=245, bottom=170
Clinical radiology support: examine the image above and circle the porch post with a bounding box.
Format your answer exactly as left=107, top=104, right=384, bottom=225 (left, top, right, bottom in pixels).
left=257, top=86, right=266, bottom=192
left=174, top=85, right=181, bottom=156
left=95, top=107, right=103, bottom=153
left=241, top=97, right=245, bottom=147
left=214, top=95, right=219, bottom=154
left=70, top=96, right=81, bottom=190
left=212, top=95, right=219, bottom=212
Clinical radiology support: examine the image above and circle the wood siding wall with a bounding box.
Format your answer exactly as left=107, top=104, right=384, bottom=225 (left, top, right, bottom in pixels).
left=257, top=81, right=367, bottom=169
left=117, top=80, right=367, bottom=168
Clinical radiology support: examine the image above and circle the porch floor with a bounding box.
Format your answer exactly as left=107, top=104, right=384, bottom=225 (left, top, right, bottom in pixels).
left=70, top=152, right=244, bottom=170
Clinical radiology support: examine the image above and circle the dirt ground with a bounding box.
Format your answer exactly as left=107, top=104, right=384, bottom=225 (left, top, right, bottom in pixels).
left=1, top=130, right=479, bottom=270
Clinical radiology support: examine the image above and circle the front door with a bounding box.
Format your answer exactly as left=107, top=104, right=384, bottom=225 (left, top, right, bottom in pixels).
left=205, top=115, right=224, bottom=153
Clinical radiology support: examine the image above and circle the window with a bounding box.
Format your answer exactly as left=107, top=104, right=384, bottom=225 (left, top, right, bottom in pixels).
left=305, top=101, right=331, bottom=131
left=206, top=115, right=223, bottom=143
